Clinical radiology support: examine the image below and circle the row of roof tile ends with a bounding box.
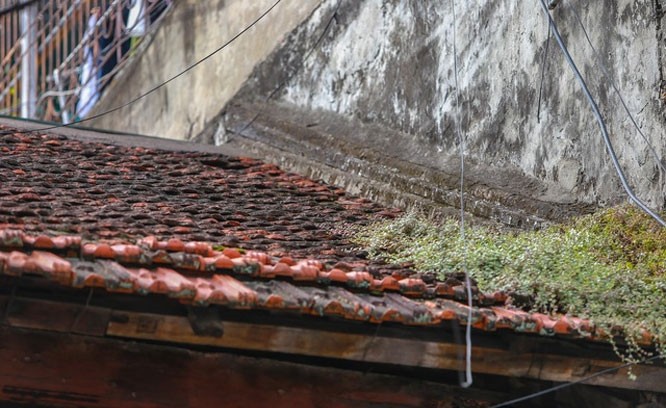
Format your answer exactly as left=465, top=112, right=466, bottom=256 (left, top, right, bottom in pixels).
left=0, top=228, right=635, bottom=344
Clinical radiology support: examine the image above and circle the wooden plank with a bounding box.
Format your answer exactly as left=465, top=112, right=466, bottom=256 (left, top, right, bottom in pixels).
left=0, top=326, right=493, bottom=408
left=2, top=295, right=664, bottom=394
left=107, top=311, right=666, bottom=393
left=1, top=295, right=110, bottom=336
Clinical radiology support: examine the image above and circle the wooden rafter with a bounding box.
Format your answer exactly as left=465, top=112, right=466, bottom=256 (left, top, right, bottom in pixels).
left=1, top=293, right=665, bottom=395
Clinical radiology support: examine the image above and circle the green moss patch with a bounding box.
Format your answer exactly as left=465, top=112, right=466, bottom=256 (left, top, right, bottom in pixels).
left=353, top=205, right=666, bottom=364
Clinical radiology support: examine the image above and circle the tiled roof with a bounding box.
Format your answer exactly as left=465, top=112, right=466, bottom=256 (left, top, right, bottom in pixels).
left=0, top=130, right=397, bottom=262
left=0, top=229, right=599, bottom=338
left=0, top=127, right=602, bottom=341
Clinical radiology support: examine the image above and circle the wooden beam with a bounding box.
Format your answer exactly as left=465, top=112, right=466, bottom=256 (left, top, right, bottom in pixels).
left=0, top=326, right=496, bottom=408
left=4, top=295, right=110, bottom=336
left=1, top=294, right=664, bottom=394
left=106, top=311, right=666, bottom=393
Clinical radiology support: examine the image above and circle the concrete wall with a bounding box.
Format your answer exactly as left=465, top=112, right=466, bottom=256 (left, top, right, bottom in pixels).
left=232, top=0, right=666, bottom=208
left=88, top=0, right=322, bottom=140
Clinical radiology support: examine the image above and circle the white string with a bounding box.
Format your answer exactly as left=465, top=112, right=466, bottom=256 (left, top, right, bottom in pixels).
left=452, top=0, right=473, bottom=388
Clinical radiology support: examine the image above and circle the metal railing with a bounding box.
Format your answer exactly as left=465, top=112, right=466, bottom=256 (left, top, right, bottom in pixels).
left=1, top=0, right=172, bottom=122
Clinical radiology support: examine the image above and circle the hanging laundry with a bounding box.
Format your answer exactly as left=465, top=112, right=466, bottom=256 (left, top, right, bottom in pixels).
left=127, top=0, right=147, bottom=37
left=76, top=7, right=101, bottom=120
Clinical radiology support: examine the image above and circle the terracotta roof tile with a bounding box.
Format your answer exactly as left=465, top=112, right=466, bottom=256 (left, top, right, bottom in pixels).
left=0, top=128, right=605, bottom=343
left=0, top=130, right=400, bottom=264
left=0, top=230, right=607, bottom=340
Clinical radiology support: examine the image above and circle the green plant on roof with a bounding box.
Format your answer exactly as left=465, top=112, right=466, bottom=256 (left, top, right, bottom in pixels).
left=352, top=204, right=666, bottom=371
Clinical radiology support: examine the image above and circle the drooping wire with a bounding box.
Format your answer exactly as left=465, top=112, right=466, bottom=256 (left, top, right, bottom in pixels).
left=451, top=0, right=474, bottom=388
left=1, top=0, right=284, bottom=136
left=536, top=23, right=551, bottom=123
left=537, top=0, right=666, bottom=227
left=235, top=0, right=341, bottom=139
left=0, top=0, right=40, bottom=18
left=1, top=284, right=17, bottom=326
left=477, top=2, right=665, bottom=404
left=491, top=4, right=666, bottom=405
left=0, top=6, right=174, bottom=120
left=567, top=0, right=666, bottom=175
left=490, top=353, right=664, bottom=407
left=69, top=288, right=94, bottom=332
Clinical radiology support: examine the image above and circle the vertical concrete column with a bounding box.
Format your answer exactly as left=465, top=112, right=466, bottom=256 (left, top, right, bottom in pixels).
left=19, top=0, right=38, bottom=119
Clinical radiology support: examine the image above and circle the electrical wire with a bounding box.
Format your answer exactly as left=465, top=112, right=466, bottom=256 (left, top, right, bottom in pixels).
left=0, top=0, right=284, bottom=136
left=451, top=0, right=474, bottom=389
left=566, top=0, right=666, bottom=175
left=491, top=353, right=664, bottom=407
left=491, top=4, right=666, bottom=404
left=69, top=288, right=94, bottom=332
left=0, top=4, right=174, bottom=121
left=536, top=23, right=551, bottom=123
left=0, top=0, right=40, bottom=18
left=235, top=0, right=340, bottom=139
left=1, top=284, right=17, bottom=326
left=2, top=3, right=660, bottom=404
left=537, top=0, right=666, bottom=227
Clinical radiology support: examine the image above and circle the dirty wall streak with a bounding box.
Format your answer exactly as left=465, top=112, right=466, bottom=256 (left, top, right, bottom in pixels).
left=256, top=0, right=666, bottom=208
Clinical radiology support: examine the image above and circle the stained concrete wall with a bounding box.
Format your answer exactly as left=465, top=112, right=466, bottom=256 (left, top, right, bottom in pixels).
left=88, top=0, right=322, bottom=140
left=230, top=0, right=666, bottom=209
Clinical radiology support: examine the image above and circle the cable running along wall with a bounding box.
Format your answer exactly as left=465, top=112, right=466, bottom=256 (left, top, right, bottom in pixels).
left=537, top=0, right=666, bottom=226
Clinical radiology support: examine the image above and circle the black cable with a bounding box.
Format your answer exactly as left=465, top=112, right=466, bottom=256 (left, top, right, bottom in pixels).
left=491, top=353, right=663, bottom=407
left=1, top=0, right=284, bottom=136
left=537, top=0, right=666, bottom=227
left=2, top=2, right=171, bottom=120
left=567, top=0, right=666, bottom=175
left=492, top=4, right=666, bottom=404
left=263, top=3, right=339, bottom=104
left=536, top=24, right=551, bottom=123
left=0, top=0, right=40, bottom=18
left=235, top=0, right=340, bottom=138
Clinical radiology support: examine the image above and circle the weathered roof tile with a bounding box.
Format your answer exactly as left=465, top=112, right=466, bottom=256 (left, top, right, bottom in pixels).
left=0, top=128, right=607, bottom=343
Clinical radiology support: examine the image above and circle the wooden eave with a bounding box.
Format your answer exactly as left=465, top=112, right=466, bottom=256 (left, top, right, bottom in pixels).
left=0, top=279, right=665, bottom=399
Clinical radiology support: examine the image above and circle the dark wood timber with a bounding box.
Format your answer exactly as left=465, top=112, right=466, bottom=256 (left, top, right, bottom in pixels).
left=0, top=293, right=664, bottom=395
left=0, top=326, right=497, bottom=408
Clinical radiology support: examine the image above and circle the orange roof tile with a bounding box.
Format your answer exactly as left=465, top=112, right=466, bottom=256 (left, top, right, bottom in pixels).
left=0, top=127, right=602, bottom=342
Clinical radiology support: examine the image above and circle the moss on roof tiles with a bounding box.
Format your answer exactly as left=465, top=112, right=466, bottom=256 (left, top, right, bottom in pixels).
left=353, top=204, right=666, bottom=369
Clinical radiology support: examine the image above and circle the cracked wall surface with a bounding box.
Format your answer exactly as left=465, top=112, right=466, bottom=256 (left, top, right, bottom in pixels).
left=234, top=0, right=666, bottom=208
left=86, top=0, right=666, bottom=210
